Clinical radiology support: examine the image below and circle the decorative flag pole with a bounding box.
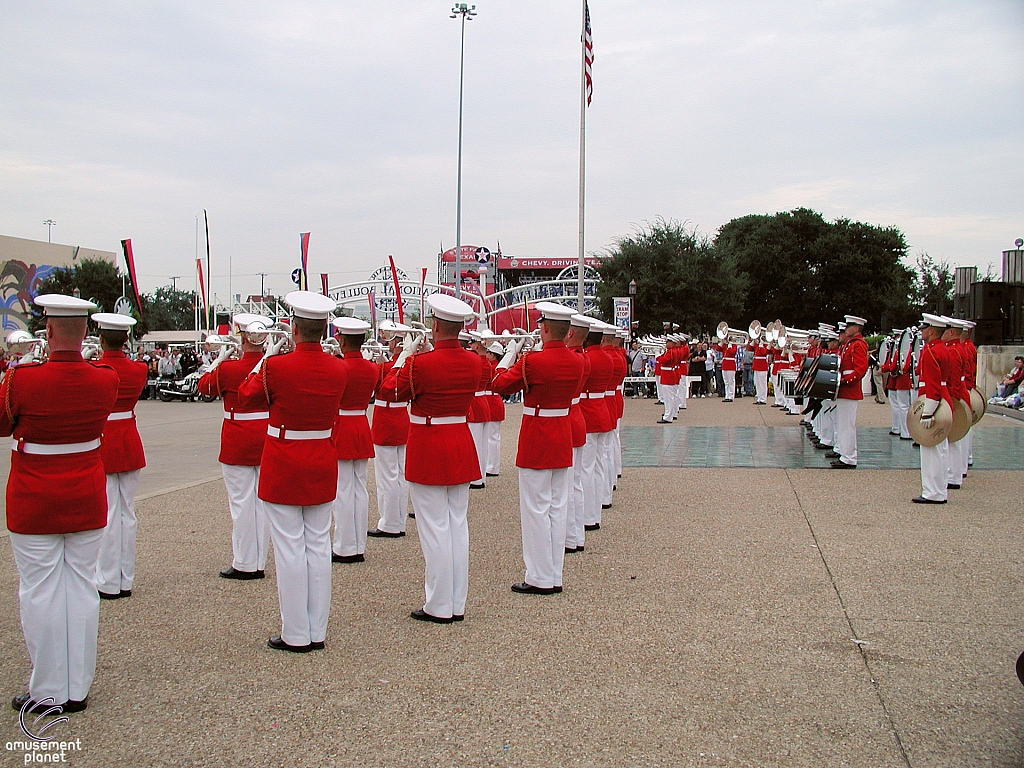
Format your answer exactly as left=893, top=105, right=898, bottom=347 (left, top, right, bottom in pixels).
left=576, top=1, right=593, bottom=314
left=387, top=254, right=405, bottom=324
left=420, top=267, right=428, bottom=322
left=299, top=233, right=310, bottom=290
left=196, top=258, right=208, bottom=325
left=203, top=210, right=212, bottom=330
left=120, top=239, right=144, bottom=317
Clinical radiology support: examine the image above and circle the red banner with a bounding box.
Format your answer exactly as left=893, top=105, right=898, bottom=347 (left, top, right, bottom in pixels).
left=298, top=232, right=310, bottom=290
left=196, top=258, right=208, bottom=315
left=320, top=273, right=329, bottom=295
left=120, top=239, right=144, bottom=317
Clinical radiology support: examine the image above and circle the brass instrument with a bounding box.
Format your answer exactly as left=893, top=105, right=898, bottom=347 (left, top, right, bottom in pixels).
left=748, top=319, right=763, bottom=341
left=6, top=329, right=48, bottom=363
left=321, top=337, right=342, bottom=356
left=716, top=322, right=748, bottom=344
left=83, top=335, right=102, bottom=360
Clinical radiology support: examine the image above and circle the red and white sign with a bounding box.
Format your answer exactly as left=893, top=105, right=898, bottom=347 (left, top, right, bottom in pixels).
left=441, top=245, right=486, bottom=262
left=496, top=257, right=603, bottom=270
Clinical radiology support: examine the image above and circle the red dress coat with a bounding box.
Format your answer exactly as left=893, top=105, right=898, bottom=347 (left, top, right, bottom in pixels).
left=656, top=349, right=681, bottom=386
left=334, top=351, right=377, bottom=461
left=0, top=351, right=118, bottom=534
left=881, top=356, right=912, bottom=392
left=944, top=340, right=969, bottom=402
left=837, top=336, right=869, bottom=401
left=676, top=343, right=690, bottom=377
left=467, top=354, right=491, bottom=423
left=568, top=344, right=591, bottom=448
left=98, top=350, right=148, bottom=474
left=199, top=350, right=270, bottom=466
left=963, top=340, right=978, bottom=391
left=751, top=343, right=770, bottom=373
left=719, top=343, right=738, bottom=372
left=581, top=346, right=614, bottom=434
left=381, top=339, right=483, bottom=486
left=484, top=359, right=505, bottom=422
left=492, top=341, right=585, bottom=469
left=916, top=339, right=952, bottom=408
left=371, top=356, right=409, bottom=447
left=237, top=342, right=347, bottom=506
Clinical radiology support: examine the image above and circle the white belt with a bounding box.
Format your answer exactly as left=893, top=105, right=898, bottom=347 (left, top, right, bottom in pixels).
left=616, top=385, right=624, bottom=392
left=604, top=390, right=616, bottom=396
left=474, top=390, right=492, bottom=397
left=661, top=367, right=676, bottom=371
left=266, top=426, right=332, bottom=440
left=409, top=415, right=467, bottom=425
left=373, top=400, right=408, bottom=409
left=338, top=409, right=366, bottom=417
left=571, top=397, right=581, bottom=405
left=224, top=411, right=269, bottom=421
left=523, top=406, right=570, bottom=418
left=107, top=410, right=135, bottom=421
left=12, top=438, right=101, bottom=455
left=580, top=392, right=605, bottom=399
left=842, top=369, right=854, bottom=375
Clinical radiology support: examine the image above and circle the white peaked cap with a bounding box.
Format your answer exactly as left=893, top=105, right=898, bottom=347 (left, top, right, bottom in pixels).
left=92, top=312, right=137, bottom=331
left=285, top=291, right=336, bottom=320
left=570, top=314, right=596, bottom=329
left=234, top=313, right=270, bottom=330
left=379, top=319, right=413, bottom=334
left=600, top=322, right=619, bottom=336
left=332, top=317, right=371, bottom=334
left=920, top=313, right=949, bottom=328
left=533, top=302, right=575, bottom=322
left=487, top=342, right=504, bottom=355
left=34, top=294, right=96, bottom=317
left=426, top=293, right=476, bottom=323
left=458, top=331, right=472, bottom=342
left=845, top=315, right=867, bottom=326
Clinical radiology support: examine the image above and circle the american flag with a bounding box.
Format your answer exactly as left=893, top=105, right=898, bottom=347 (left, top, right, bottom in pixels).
left=584, top=2, right=594, bottom=106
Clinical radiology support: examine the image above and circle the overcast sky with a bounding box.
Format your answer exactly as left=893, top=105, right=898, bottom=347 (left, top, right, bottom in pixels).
left=1, top=0, right=1021, bottom=299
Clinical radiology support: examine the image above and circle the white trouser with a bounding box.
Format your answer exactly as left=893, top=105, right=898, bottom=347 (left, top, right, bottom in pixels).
left=723, top=372, right=736, bottom=400
left=679, top=378, right=688, bottom=409
left=835, top=398, right=858, bottom=465
left=890, top=389, right=911, bottom=439
left=374, top=444, right=408, bottom=534
left=485, top=420, right=501, bottom=475
left=519, top=467, right=570, bottom=589
left=966, top=430, right=974, bottom=465
left=655, top=376, right=663, bottom=402
left=820, top=401, right=837, bottom=446
left=582, top=432, right=611, bottom=526
left=754, top=370, right=768, bottom=403
left=565, top=446, right=585, bottom=549
left=774, top=374, right=787, bottom=406
left=602, top=427, right=617, bottom=506
left=11, top=529, right=104, bottom=704
left=264, top=501, right=333, bottom=646
left=920, top=440, right=949, bottom=502
left=662, top=384, right=678, bottom=420
left=888, top=392, right=900, bottom=432
left=221, top=463, right=269, bottom=572
left=96, top=470, right=141, bottom=594
left=332, top=459, right=369, bottom=556
left=468, top=422, right=486, bottom=484
left=613, top=418, right=622, bottom=479
left=410, top=482, right=470, bottom=619
left=947, top=438, right=965, bottom=486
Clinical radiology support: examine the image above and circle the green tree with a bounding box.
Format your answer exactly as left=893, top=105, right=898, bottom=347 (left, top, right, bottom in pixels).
left=911, top=252, right=954, bottom=315
left=145, top=286, right=198, bottom=331
left=714, top=208, right=916, bottom=333
left=29, top=258, right=149, bottom=335
left=597, top=218, right=745, bottom=336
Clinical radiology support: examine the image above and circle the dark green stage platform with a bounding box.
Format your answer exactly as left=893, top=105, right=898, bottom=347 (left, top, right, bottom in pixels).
left=621, top=426, right=1024, bottom=470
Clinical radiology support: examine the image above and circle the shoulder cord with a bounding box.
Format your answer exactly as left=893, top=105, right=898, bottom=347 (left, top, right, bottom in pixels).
left=261, top=360, right=272, bottom=404
left=4, top=367, right=14, bottom=424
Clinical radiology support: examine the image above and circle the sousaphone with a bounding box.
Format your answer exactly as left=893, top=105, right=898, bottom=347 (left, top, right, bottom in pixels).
left=907, top=396, right=954, bottom=447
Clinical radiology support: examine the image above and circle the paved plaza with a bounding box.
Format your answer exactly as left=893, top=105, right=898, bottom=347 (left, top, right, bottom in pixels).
left=0, top=395, right=1022, bottom=766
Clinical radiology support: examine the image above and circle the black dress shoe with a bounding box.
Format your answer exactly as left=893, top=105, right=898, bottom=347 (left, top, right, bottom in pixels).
left=601, top=503, right=612, bottom=509
left=900, top=436, right=913, bottom=440
left=947, top=484, right=961, bottom=490
left=267, top=636, right=313, bottom=653
left=511, top=582, right=555, bottom=595
left=825, top=451, right=841, bottom=459
left=657, top=419, right=672, bottom=424
left=309, top=641, right=325, bottom=651
left=410, top=609, right=453, bottom=624
left=332, top=553, right=364, bottom=563
left=565, top=546, right=578, bottom=553
left=219, top=567, right=265, bottom=580
left=451, top=614, right=465, bottom=622
left=889, top=430, right=901, bottom=435
left=408, top=512, right=415, bottom=519
left=486, top=473, right=499, bottom=477
left=553, top=586, right=563, bottom=593
left=912, top=442, right=920, bottom=447
left=584, top=523, right=600, bottom=531
left=575, top=545, right=584, bottom=552
left=830, top=460, right=856, bottom=469
left=912, top=496, right=947, bottom=504
left=367, top=529, right=405, bottom=538
left=99, top=591, right=121, bottom=600
left=815, top=443, right=833, bottom=451
left=11, top=693, right=87, bottom=714
left=469, top=483, right=485, bottom=490
left=119, top=590, right=132, bottom=598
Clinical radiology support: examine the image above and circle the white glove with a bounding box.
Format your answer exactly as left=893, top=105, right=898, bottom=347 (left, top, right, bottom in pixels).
left=496, top=339, right=523, bottom=370
left=268, top=336, right=288, bottom=356
left=920, top=398, right=939, bottom=429
left=208, top=344, right=232, bottom=372
left=20, top=351, right=36, bottom=365
left=393, top=332, right=423, bottom=370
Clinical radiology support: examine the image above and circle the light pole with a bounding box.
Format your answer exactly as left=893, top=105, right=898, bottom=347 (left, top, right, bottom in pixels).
left=628, top=279, right=637, bottom=339
left=169, top=276, right=182, bottom=291
left=450, top=2, right=476, bottom=298
left=43, top=220, right=56, bottom=243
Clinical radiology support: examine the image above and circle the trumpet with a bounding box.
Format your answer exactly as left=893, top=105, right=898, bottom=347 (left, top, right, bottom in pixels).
left=83, top=335, right=102, bottom=361
left=360, top=339, right=389, bottom=362
left=321, top=337, right=341, bottom=356
left=6, top=330, right=48, bottom=362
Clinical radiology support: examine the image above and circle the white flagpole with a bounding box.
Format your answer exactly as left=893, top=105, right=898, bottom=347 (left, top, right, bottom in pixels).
left=576, top=1, right=588, bottom=314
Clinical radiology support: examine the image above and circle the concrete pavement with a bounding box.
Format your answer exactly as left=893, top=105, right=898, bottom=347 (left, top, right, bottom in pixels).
left=0, top=395, right=1020, bottom=766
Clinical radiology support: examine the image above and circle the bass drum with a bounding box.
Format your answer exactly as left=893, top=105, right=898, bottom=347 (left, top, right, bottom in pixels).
left=817, top=353, right=839, bottom=372
left=877, top=337, right=892, bottom=368
left=795, top=356, right=817, bottom=396
left=896, top=328, right=914, bottom=375
left=807, top=368, right=840, bottom=400
left=947, top=399, right=973, bottom=442
left=907, top=396, right=954, bottom=447
left=969, top=387, right=986, bottom=425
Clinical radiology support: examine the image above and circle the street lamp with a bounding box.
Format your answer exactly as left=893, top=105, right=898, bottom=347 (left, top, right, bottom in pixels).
left=628, top=280, right=637, bottom=296
left=628, top=280, right=637, bottom=339
left=43, top=220, right=56, bottom=243
left=450, top=2, right=477, bottom=298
